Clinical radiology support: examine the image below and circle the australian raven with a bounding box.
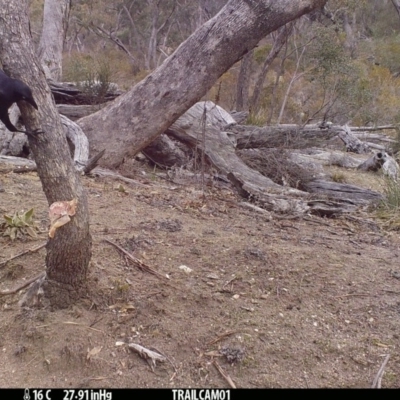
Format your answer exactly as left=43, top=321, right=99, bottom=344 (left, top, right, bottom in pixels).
left=0, top=69, right=40, bottom=135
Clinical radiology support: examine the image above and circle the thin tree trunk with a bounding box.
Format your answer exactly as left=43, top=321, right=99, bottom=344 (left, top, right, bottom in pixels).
left=267, top=42, right=288, bottom=124
left=276, top=35, right=307, bottom=124
left=235, top=50, right=253, bottom=111
left=0, top=0, right=91, bottom=309
left=250, top=22, right=294, bottom=112
left=37, top=0, right=71, bottom=81
left=78, top=0, right=328, bottom=169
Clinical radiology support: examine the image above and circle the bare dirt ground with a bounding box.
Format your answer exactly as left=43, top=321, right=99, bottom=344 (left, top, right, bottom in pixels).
left=0, top=162, right=400, bottom=388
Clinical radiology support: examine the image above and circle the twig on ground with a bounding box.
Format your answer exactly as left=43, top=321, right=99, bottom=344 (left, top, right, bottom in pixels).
left=104, top=238, right=168, bottom=280
left=0, top=243, right=46, bottom=269
left=213, top=360, right=237, bottom=389
left=335, top=293, right=377, bottom=299
left=208, top=330, right=237, bottom=345
left=150, top=345, right=177, bottom=373
left=371, top=354, right=390, bottom=388
left=35, top=321, right=103, bottom=333
left=0, top=272, right=45, bottom=296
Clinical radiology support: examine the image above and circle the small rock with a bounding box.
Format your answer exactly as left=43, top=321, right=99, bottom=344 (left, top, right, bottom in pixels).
left=179, top=265, right=192, bottom=274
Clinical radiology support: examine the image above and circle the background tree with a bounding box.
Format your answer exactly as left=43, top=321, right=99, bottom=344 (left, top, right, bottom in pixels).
left=78, top=0, right=328, bottom=169
left=37, top=0, right=71, bottom=81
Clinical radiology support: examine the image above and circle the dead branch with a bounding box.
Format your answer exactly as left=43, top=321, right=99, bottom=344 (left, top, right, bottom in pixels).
left=0, top=243, right=46, bottom=268
left=83, top=149, right=106, bottom=174
left=0, top=272, right=45, bottom=296
left=338, top=125, right=371, bottom=154
left=371, top=354, right=390, bottom=389
left=213, top=360, right=237, bottom=389
left=104, top=238, right=168, bottom=280
left=208, top=330, right=238, bottom=345
left=128, top=343, right=166, bottom=369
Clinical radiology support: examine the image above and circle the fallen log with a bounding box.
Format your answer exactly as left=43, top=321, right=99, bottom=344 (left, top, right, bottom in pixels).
left=166, top=101, right=310, bottom=214
left=49, top=81, right=123, bottom=105
left=227, top=124, right=338, bottom=149
left=226, top=123, right=396, bottom=152
left=337, top=125, right=371, bottom=154
left=237, top=147, right=383, bottom=205
left=303, top=179, right=383, bottom=204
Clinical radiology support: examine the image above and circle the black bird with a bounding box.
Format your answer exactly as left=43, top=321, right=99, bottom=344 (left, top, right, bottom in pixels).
left=0, top=69, right=40, bottom=135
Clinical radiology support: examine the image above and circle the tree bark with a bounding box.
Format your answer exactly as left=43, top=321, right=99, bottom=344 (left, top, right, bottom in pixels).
left=0, top=0, right=91, bottom=309
left=78, top=0, right=328, bottom=169
left=37, top=0, right=71, bottom=81
left=235, top=50, right=253, bottom=111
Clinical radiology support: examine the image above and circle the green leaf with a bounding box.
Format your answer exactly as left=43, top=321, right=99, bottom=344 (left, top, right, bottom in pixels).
left=3, top=215, right=13, bottom=225
left=25, top=226, right=38, bottom=238
left=23, top=208, right=34, bottom=223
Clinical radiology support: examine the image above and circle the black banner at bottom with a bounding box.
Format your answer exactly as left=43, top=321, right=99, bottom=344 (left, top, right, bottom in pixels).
left=0, top=388, right=397, bottom=399
left=0, top=389, right=237, bottom=400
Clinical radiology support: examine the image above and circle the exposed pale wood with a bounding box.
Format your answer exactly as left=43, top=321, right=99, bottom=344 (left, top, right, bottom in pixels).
left=61, top=114, right=89, bottom=171
left=338, top=125, right=370, bottom=153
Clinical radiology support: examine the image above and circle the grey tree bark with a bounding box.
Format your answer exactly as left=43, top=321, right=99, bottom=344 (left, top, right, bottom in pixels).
left=235, top=50, right=253, bottom=112
left=78, top=0, right=328, bottom=170
left=0, top=0, right=91, bottom=309
left=37, top=0, right=71, bottom=81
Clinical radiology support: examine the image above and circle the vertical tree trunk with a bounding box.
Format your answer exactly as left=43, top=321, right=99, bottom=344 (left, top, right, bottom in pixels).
left=37, top=0, right=71, bottom=81
left=78, top=0, right=328, bottom=169
left=0, top=0, right=91, bottom=309
left=250, top=22, right=294, bottom=112
left=235, top=50, right=253, bottom=111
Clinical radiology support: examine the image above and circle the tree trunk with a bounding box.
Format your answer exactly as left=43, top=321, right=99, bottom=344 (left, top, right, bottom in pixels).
left=0, top=0, right=91, bottom=309
left=235, top=50, right=253, bottom=111
left=250, top=23, right=294, bottom=112
left=78, top=0, right=328, bottom=169
left=37, top=0, right=71, bottom=81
